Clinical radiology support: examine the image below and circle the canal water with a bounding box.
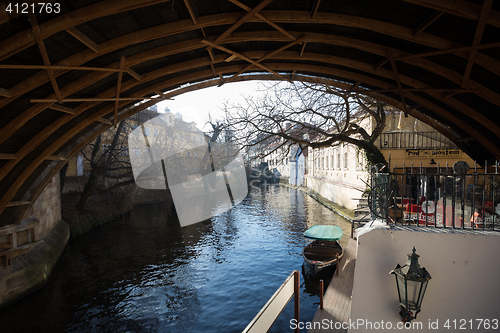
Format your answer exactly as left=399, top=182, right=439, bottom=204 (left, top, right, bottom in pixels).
left=0, top=185, right=352, bottom=333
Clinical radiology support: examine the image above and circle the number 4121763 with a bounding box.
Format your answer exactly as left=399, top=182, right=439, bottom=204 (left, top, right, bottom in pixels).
left=5, top=3, right=61, bottom=14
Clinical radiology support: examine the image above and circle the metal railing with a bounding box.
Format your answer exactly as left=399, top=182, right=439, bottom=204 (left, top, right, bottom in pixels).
left=242, top=270, right=300, bottom=333
left=378, top=132, right=458, bottom=149
left=368, top=160, right=500, bottom=232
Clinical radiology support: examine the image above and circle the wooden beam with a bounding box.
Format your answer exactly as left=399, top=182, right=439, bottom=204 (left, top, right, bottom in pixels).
left=210, top=0, right=274, bottom=48
left=0, top=0, right=171, bottom=62
left=397, top=41, right=500, bottom=61
left=225, top=36, right=307, bottom=83
left=402, top=0, right=500, bottom=29
left=441, top=91, right=460, bottom=98
left=311, top=0, right=322, bottom=19
left=412, top=11, right=444, bottom=36
left=66, top=27, right=100, bottom=53
left=131, top=61, right=500, bottom=149
left=126, top=68, right=142, bottom=81
left=48, top=104, right=76, bottom=114
left=0, top=2, right=12, bottom=26
left=228, top=0, right=296, bottom=41
left=31, top=97, right=165, bottom=102
left=29, top=13, right=63, bottom=104
left=3, top=11, right=498, bottom=113
left=6, top=201, right=31, bottom=208
left=349, top=82, right=361, bottom=91
left=13, top=38, right=498, bottom=138
left=456, top=136, right=477, bottom=142
left=0, top=69, right=114, bottom=145
left=0, top=154, right=18, bottom=160
left=183, top=0, right=198, bottom=26
left=361, top=88, right=478, bottom=93
left=387, top=50, right=408, bottom=115
left=299, top=42, right=307, bottom=58
left=0, top=1, right=58, bottom=25
left=461, top=0, right=493, bottom=88
left=225, top=54, right=238, bottom=62
left=12, top=47, right=500, bottom=165
left=207, top=50, right=219, bottom=77
left=45, top=155, right=67, bottom=161
left=217, top=74, right=225, bottom=86
left=0, top=88, right=11, bottom=98
left=0, top=64, right=129, bottom=73
left=373, top=57, right=389, bottom=71
left=201, top=39, right=290, bottom=82
left=114, top=56, right=126, bottom=126
left=200, top=27, right=207, bottom=39
left=108, top=72, right=500, bottom=158
left=207, top=48, right=216, bottom=62
left=97, top=118, right=113, bottom=125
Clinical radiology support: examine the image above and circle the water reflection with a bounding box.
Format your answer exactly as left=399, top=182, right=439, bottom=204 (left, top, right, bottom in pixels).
left=0, top=185, right=352, bottom=332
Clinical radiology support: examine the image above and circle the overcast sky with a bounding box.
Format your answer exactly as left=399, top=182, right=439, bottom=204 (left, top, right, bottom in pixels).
left=157, top=80, right=268, bottom=131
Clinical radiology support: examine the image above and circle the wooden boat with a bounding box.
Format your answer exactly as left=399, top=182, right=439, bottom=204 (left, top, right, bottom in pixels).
left=302, top=225, right=344, bottom=277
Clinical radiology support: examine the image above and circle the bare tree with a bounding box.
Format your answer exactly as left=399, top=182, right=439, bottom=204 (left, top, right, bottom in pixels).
left=221, top=81, right=389, bottom=167
left=76, top=110, right=160, bottom=211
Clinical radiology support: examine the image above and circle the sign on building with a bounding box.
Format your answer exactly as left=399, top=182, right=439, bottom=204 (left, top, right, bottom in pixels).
left=406, top=149, right=461, bottom=159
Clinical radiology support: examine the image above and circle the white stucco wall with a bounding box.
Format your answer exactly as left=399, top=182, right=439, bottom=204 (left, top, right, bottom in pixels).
left=305, top=175, right=364, bottom=210
left=350, top=229, right=500, bottom=332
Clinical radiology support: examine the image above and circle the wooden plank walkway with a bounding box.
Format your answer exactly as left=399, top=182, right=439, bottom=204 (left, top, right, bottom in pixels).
left=308, top=238, right=357, bottom=333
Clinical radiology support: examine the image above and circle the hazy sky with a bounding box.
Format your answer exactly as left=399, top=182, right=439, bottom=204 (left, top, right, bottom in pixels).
left=157, top=80, right=267, bottom=131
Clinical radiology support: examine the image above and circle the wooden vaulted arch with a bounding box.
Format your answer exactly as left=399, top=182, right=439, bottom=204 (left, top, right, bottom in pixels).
left=1, top=0, right=500, bottom=227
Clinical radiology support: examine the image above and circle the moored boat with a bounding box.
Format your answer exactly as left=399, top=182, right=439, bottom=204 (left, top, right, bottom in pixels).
left=302, top=225, right=344, bottom=277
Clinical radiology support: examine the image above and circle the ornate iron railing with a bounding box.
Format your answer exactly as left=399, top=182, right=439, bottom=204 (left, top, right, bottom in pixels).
left=378, top=132, right=458, bottom=150
left=367, top=160, right=500, bottom=231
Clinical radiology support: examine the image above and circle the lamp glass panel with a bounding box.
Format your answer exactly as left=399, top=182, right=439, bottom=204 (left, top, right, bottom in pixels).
left=396, top=274, right=406, bottom=306
left=406, top=279, right=421, bottom=310
left=417, top=280, right=428, bottom=308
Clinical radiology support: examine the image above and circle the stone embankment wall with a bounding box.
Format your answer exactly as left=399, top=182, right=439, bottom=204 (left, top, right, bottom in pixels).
left=0, top=173, right=69, bottom=309
left=26, top=173, right=62, bottom=239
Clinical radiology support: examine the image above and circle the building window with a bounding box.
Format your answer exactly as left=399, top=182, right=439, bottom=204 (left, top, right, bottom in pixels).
left=356, top=151, right=363, bottom=170
left=331, top=155, right=334, bottom=170
left=337, top=151, right=341, bottom=169
left=344, top=148, right=348, bottom=169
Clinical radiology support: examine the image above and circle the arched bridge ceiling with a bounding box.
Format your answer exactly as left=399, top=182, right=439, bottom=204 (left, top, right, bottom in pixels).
left=1, top=0, right=500, bottom=226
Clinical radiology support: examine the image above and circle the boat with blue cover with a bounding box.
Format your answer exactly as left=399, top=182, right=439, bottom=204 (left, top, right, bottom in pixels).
left=302, top=225, right=344, bottom=277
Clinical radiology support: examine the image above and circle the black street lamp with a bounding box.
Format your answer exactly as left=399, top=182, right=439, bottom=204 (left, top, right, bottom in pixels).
left=390, top=247, right=431, bottom=323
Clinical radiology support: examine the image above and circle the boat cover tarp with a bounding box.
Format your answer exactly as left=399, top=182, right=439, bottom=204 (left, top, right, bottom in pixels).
left=304, top=225, right=343, bottom=241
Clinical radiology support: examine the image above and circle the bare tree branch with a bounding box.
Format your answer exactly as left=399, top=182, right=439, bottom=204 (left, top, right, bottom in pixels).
left=221, top=81, right=390, bottom=166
